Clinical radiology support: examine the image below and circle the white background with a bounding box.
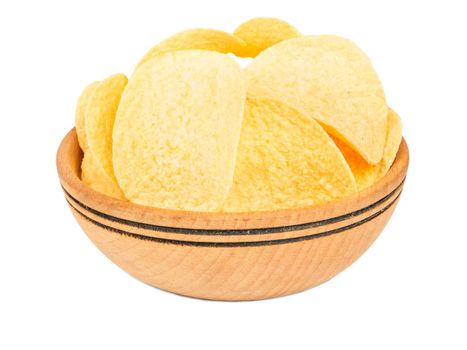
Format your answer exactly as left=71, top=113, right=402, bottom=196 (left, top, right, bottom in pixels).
left=1, top=0, right=466, bottom=349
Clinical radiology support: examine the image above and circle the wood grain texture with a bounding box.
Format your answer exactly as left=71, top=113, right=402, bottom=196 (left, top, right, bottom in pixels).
left=57, top=129, right=409, bottom=301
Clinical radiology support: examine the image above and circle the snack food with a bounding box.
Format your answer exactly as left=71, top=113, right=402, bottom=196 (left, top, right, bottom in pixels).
left=223, top=98, right=357, bottom=212
left=113, top=50, right=246, bottom=211
left=137, top=29, right=246, bottom=69
left=331, top=136, right=377, bottom=190
left=74, top=18, right=403, bottom=212
left=377, top=109, right=403, bottom=178
left=233, top=17, right=301, bottom=57
left=81, top=151, right=125, bottom=199
left=246, top=35, right=388, bottom=164
left=75, top=81, right=99, bottom=152
left=85, top=74, right=127, bottom=185
left=332, top=109, right=403, bottom=190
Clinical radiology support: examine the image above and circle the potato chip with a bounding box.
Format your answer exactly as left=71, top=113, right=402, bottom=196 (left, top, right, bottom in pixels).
left=375, top=108, right=403, bottom=177
left=332, top=108, right=403, bottom=190
left=113, top=50, right=246, bottom=211
left=233, top=17, right=301, bottom=57
left=81, top=151, right=125, bottom=199
left=75, top=81, right=99, bottom=151
left=222, top=98, right=357, bottom=212
left=331, top=136, right=377, bottom=190
left=136, top=29, right=247, bottom=69
left=85, top=73, right=127, bottom=186
left=246, top=35, right=388, bottom=164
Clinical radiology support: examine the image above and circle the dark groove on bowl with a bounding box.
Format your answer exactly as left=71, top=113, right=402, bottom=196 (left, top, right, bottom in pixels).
left=67, top=191, right=401, bottom=247
left=62, top=178, right=404, bottom=236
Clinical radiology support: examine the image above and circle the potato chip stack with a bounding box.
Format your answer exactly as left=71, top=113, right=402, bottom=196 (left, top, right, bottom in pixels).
left=75, top=17, right=402, bottom=212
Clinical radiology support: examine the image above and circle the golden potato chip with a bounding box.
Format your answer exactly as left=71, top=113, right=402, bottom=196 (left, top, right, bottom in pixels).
left=233, top=17, right=301, bottom=57
left=85, top=73, right=127, bottom=185
left=331, top=136, right=376, bottom=190
left=75, top=80, right=99, bottom=151
left=113, top=50, right=246, bottom=211
left=81, top=151, right=125, bottom=199
left=332, top=108, right=403, bottom=190
left=246, top=35, right=388, bottom=164
left=136, top=29, right=247, bottom=69
left=223, top=98, right=357, bottom=212
left=376, top=108, right=403, bottom=177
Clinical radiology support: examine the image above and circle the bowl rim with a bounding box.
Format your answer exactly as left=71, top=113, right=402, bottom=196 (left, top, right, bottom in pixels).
left=57, top=128, right=409, bottom=231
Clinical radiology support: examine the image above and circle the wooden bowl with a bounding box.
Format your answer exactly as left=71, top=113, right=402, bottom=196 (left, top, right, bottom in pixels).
left=57, top=129, right=409, bottom=301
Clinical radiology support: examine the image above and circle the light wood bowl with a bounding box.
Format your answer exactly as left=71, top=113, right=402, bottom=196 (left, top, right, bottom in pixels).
left=57, top=129, right=409, bottom=301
